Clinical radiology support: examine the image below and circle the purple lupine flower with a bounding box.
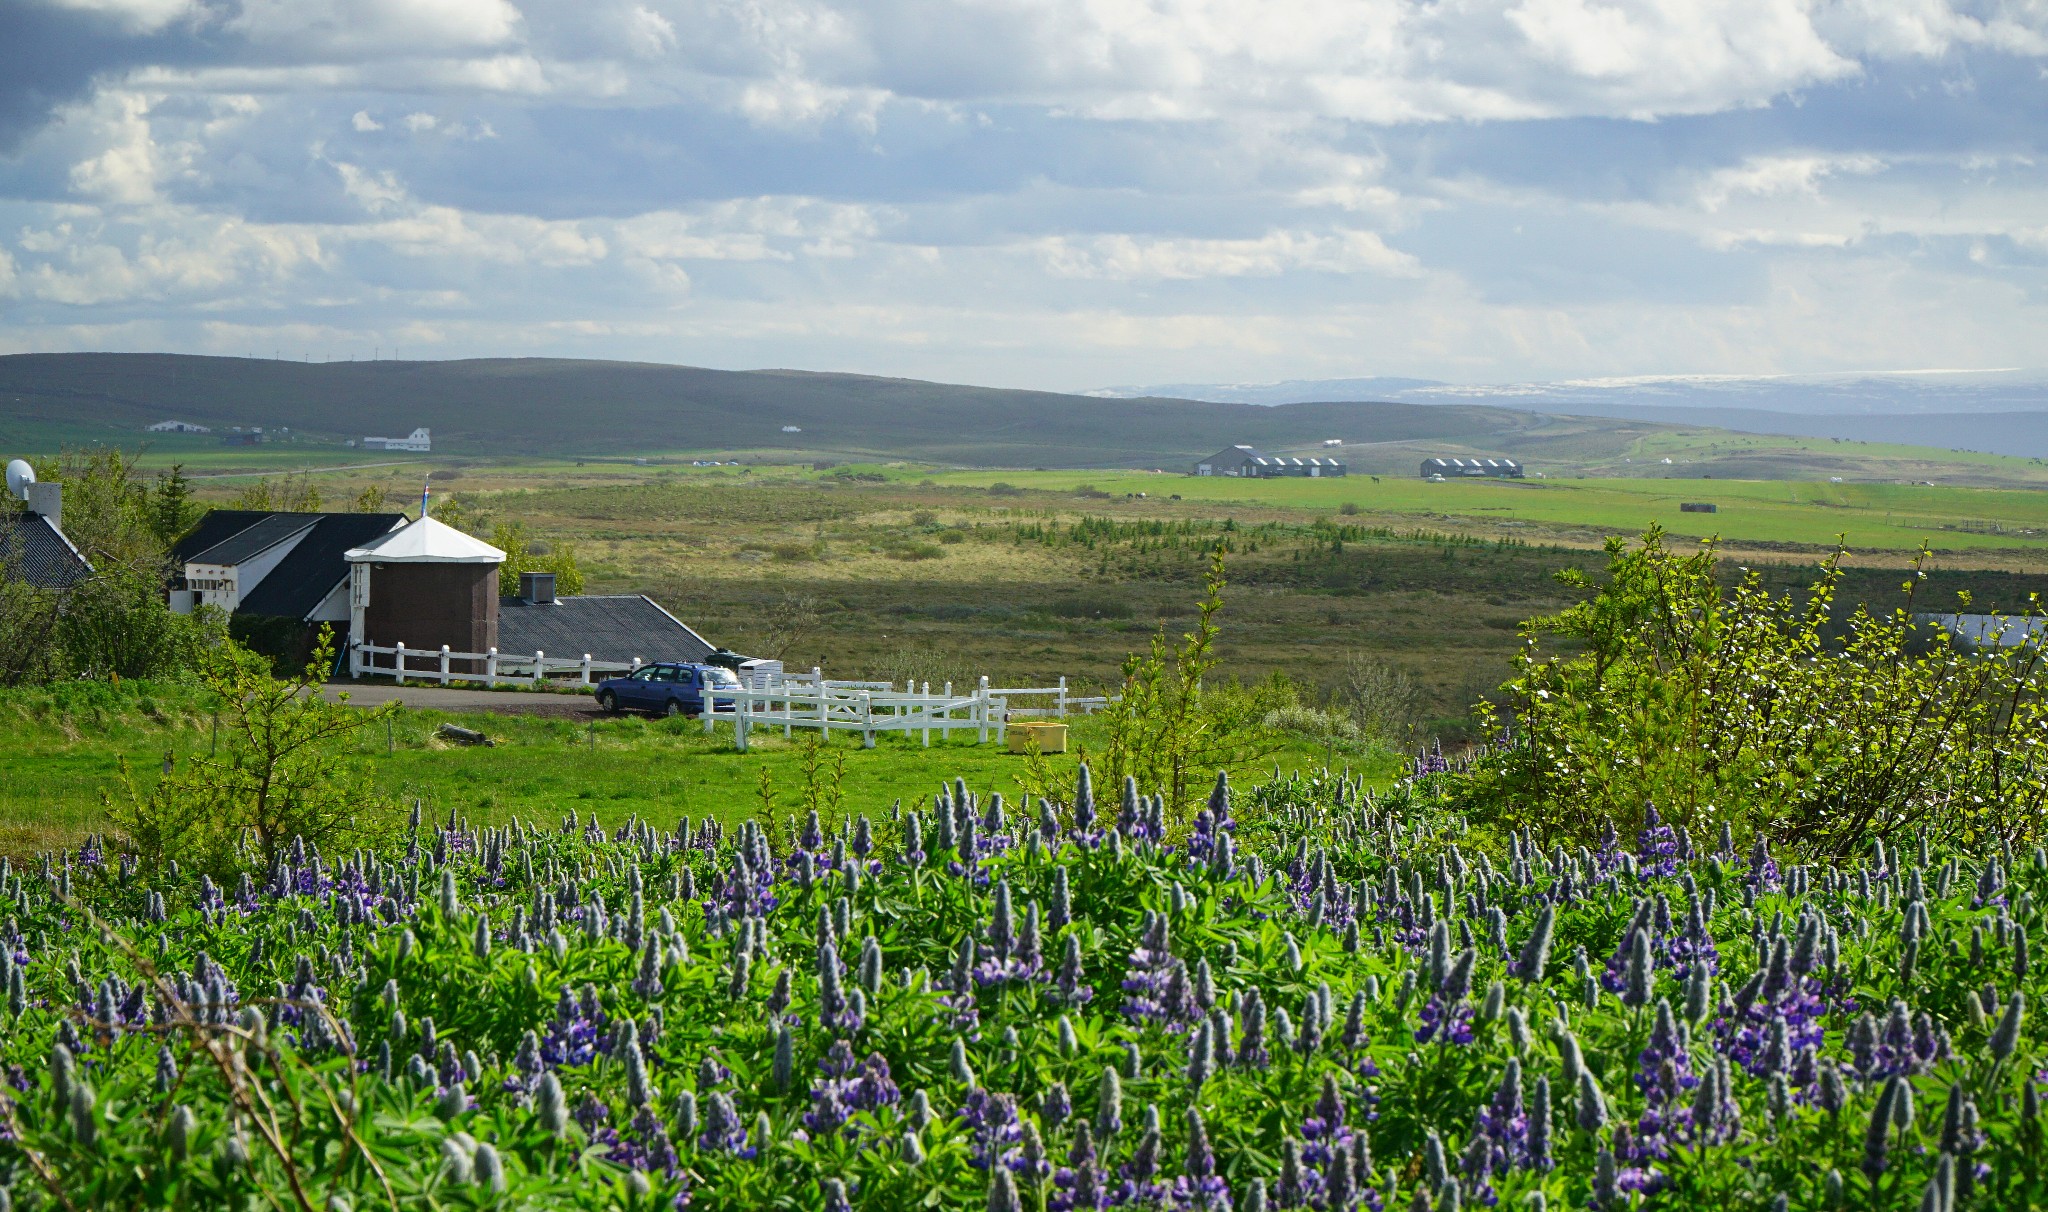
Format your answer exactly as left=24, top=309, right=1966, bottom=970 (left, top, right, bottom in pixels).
left=1051, top=1122, right=1110, bottom=1211
left=612, top=1105, right=683, bottom=1178
left=960, top=1089, right=1024, bottom=1172
left=541, top=985, right=612, bottom=1068
left=1636, top=805, right=1681, bottom=879
left=1122, top=912, right=1196, bottom=1030
left=1176, top=1108, right=1232, bottom=1210
left=1466, top=1059, right=1530, bottom=1181
left=698, top=1090, right=754, bottom=1157
left=804, top=1044, right=902, bottom=1137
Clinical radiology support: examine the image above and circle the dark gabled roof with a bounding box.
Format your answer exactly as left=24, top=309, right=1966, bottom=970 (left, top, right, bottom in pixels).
left=187, top=513, right=319, bottom=566
left=0, top=511, right=92, bottom=589
left=171, top=510, right=276, bottom=564
left=236, top=513, right=406, bottom=620
left=497, top=595, right=716, bottom=665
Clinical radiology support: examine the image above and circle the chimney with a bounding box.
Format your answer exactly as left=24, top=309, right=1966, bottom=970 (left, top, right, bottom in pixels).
left=519, top=571, right=556, bottom=605
left=25, top=482, right=61, bottom=532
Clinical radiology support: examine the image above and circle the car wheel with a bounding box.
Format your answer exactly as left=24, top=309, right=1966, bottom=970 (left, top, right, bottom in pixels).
left=597, top=691, right=618, bottom=713
left=665, top=698, right=685, bottom=717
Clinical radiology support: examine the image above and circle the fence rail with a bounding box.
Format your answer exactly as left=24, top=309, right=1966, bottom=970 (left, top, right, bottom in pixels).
left=348, top=642, right=1114, bottom=747
left=351, top=640, right=642, bottom=686
left=702, top=677, right=1009, bottom=751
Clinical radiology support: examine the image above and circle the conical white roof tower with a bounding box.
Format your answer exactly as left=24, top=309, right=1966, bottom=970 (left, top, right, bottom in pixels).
left=344, top=515, right=504, bottom=564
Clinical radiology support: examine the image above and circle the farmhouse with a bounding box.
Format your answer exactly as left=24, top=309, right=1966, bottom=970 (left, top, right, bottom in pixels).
left=1420, top=457, right=1523, bottom=479
left=170, top=510, right=411, bottom=661
left=341, top=515, right=716, bottom=676
left=1, top=482, right=92, bottom=590
left=363, top=427, right=432, bottom=452
left=145, top=420, right=211, bottom=434
left=1194, top=445, right=1347, bottom=478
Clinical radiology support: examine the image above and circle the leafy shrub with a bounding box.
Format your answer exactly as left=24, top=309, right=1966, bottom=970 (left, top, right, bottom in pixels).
left=1461, top=527, right=2048, bottom=853
left=494, top=520, right=586, bottom=595
left=107, top=629, right=401, bottom=873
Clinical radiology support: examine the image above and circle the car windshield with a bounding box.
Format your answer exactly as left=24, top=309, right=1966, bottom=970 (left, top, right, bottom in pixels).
left=703, top=668, right=740, bottom=687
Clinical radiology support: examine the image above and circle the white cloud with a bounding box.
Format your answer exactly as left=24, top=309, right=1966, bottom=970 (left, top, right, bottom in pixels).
left=352, top=110, right=383, bottom=131
left=1698, top=154, right=1887, bottom=211
left=1037, top=229, right=1421, bottom=281
left=67, top=92, right=160, bottom=205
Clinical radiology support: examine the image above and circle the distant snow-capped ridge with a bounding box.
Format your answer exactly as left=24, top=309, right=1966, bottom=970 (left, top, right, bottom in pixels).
left=1100, top=369, right=2048, bottom=415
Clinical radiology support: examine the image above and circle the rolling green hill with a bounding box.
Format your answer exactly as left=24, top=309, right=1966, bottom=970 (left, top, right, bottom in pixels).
left=4, top=353, right=2046, bottom=488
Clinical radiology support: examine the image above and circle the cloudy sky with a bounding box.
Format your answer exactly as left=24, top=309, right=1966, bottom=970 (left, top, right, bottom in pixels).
left=0, top=0, right=2044, bottom=390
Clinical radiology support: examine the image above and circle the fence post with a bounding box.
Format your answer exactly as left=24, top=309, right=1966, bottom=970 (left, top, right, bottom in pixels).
left=532, top=650, right=545, bottom=687
left=395, top=642, right=407, bottom=681
left=922, top=681, right=931, bottom=746
left=735, top=698, right=750, bottom=752
left=978, top=675, right=990, bottom=743
left=349, top=640, right=361, bottom=678
left=1058, top=675, right=1068, bottom=718
left=436, top=645, right=449, bottom=685
left=863, top=692, right=876, bottom=749
left=577, top=654, right=590, bottom=685
left=486, top=646, right=498, bottom=684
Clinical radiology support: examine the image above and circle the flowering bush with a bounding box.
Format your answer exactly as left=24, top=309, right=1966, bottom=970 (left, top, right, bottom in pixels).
left=0, top=772, right=2044, bottom=1209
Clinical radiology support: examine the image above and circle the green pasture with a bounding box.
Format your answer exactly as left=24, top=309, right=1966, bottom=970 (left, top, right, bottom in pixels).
left=0, top=680, right=1393, bottom=856
left=917, top=468, right=2048, bottom=552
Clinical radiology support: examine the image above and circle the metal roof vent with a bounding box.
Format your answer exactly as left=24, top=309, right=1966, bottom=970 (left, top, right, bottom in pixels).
left=519, top=571, right=557, bottom=605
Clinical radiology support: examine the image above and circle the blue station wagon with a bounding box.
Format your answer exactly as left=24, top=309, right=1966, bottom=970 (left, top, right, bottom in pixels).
left=593, top=662, right=741, bottom=717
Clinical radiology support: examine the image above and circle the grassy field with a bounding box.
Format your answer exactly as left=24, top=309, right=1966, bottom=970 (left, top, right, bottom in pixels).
left=15, top=451, right=2048, bottom=859
left=913, top=467, right=2048, bottom=553
left=0, top=679, right=1391, bottom=856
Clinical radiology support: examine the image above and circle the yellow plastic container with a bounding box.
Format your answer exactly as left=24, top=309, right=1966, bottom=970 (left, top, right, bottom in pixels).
left=1006, top=721, right=1069, bottom=754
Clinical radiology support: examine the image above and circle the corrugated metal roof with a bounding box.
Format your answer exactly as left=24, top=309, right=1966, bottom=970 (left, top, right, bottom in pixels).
left=236, top=513, right=407, bottom=620
left=497, top=595, right=715, bottom=664
left=0, top=511, right=92, bottom=589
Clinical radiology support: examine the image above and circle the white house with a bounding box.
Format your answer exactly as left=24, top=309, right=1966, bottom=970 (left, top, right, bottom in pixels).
left=363, top=427, right=432, bottom=452
left=146, top=420, right=211, bottom=433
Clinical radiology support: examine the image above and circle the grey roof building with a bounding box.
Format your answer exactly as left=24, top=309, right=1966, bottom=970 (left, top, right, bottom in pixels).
left=171, top=510, right=408, bottom=621
left=1194, top=444, right=1346, bottom=477
left=0, top=509, right=92, bottom=589
left=1420, top=457, right=1523, bottom=479
left=497, top=583, right=715, bottom=665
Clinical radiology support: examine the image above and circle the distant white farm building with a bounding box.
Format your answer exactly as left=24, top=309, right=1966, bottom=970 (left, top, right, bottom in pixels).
left=146, top=420, right=211, bottom=433
left=363, top=427, right=431, bottom=452
left=1420, top=457, right=1524, bottom=479
left=1194, top=444, right=1346, bottom=478
left=781, top=426, right=802, bottom=433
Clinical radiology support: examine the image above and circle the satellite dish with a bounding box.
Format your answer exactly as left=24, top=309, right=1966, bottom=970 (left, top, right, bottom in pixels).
left=4, top=459, right=33, bottom=502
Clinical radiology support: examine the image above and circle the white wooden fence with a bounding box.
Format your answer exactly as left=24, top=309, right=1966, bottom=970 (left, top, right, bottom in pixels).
left=350, top=640, right=643, bottom=686
left=701, top=677, right=1004, bottom=751
left=348, top=640, right=1112, bottom=751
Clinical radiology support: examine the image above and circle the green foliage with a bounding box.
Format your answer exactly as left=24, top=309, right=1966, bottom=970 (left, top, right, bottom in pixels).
left=106, top=628, right=401, bottom=873
left=229, top=470, right=323, bottom=513
left=493, top=520, right=585, bottom=597
left=1462, top=527, right=2048, bottom=853
left=2, top=456, right=224, bottom=684
left=56, top=565, right=226, bottom=680
left=27, top=447, right=188, bottom=568
left=1100, top=545, right=1289, bottom=826
left=7, top=762, right=2048, bottom=1210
